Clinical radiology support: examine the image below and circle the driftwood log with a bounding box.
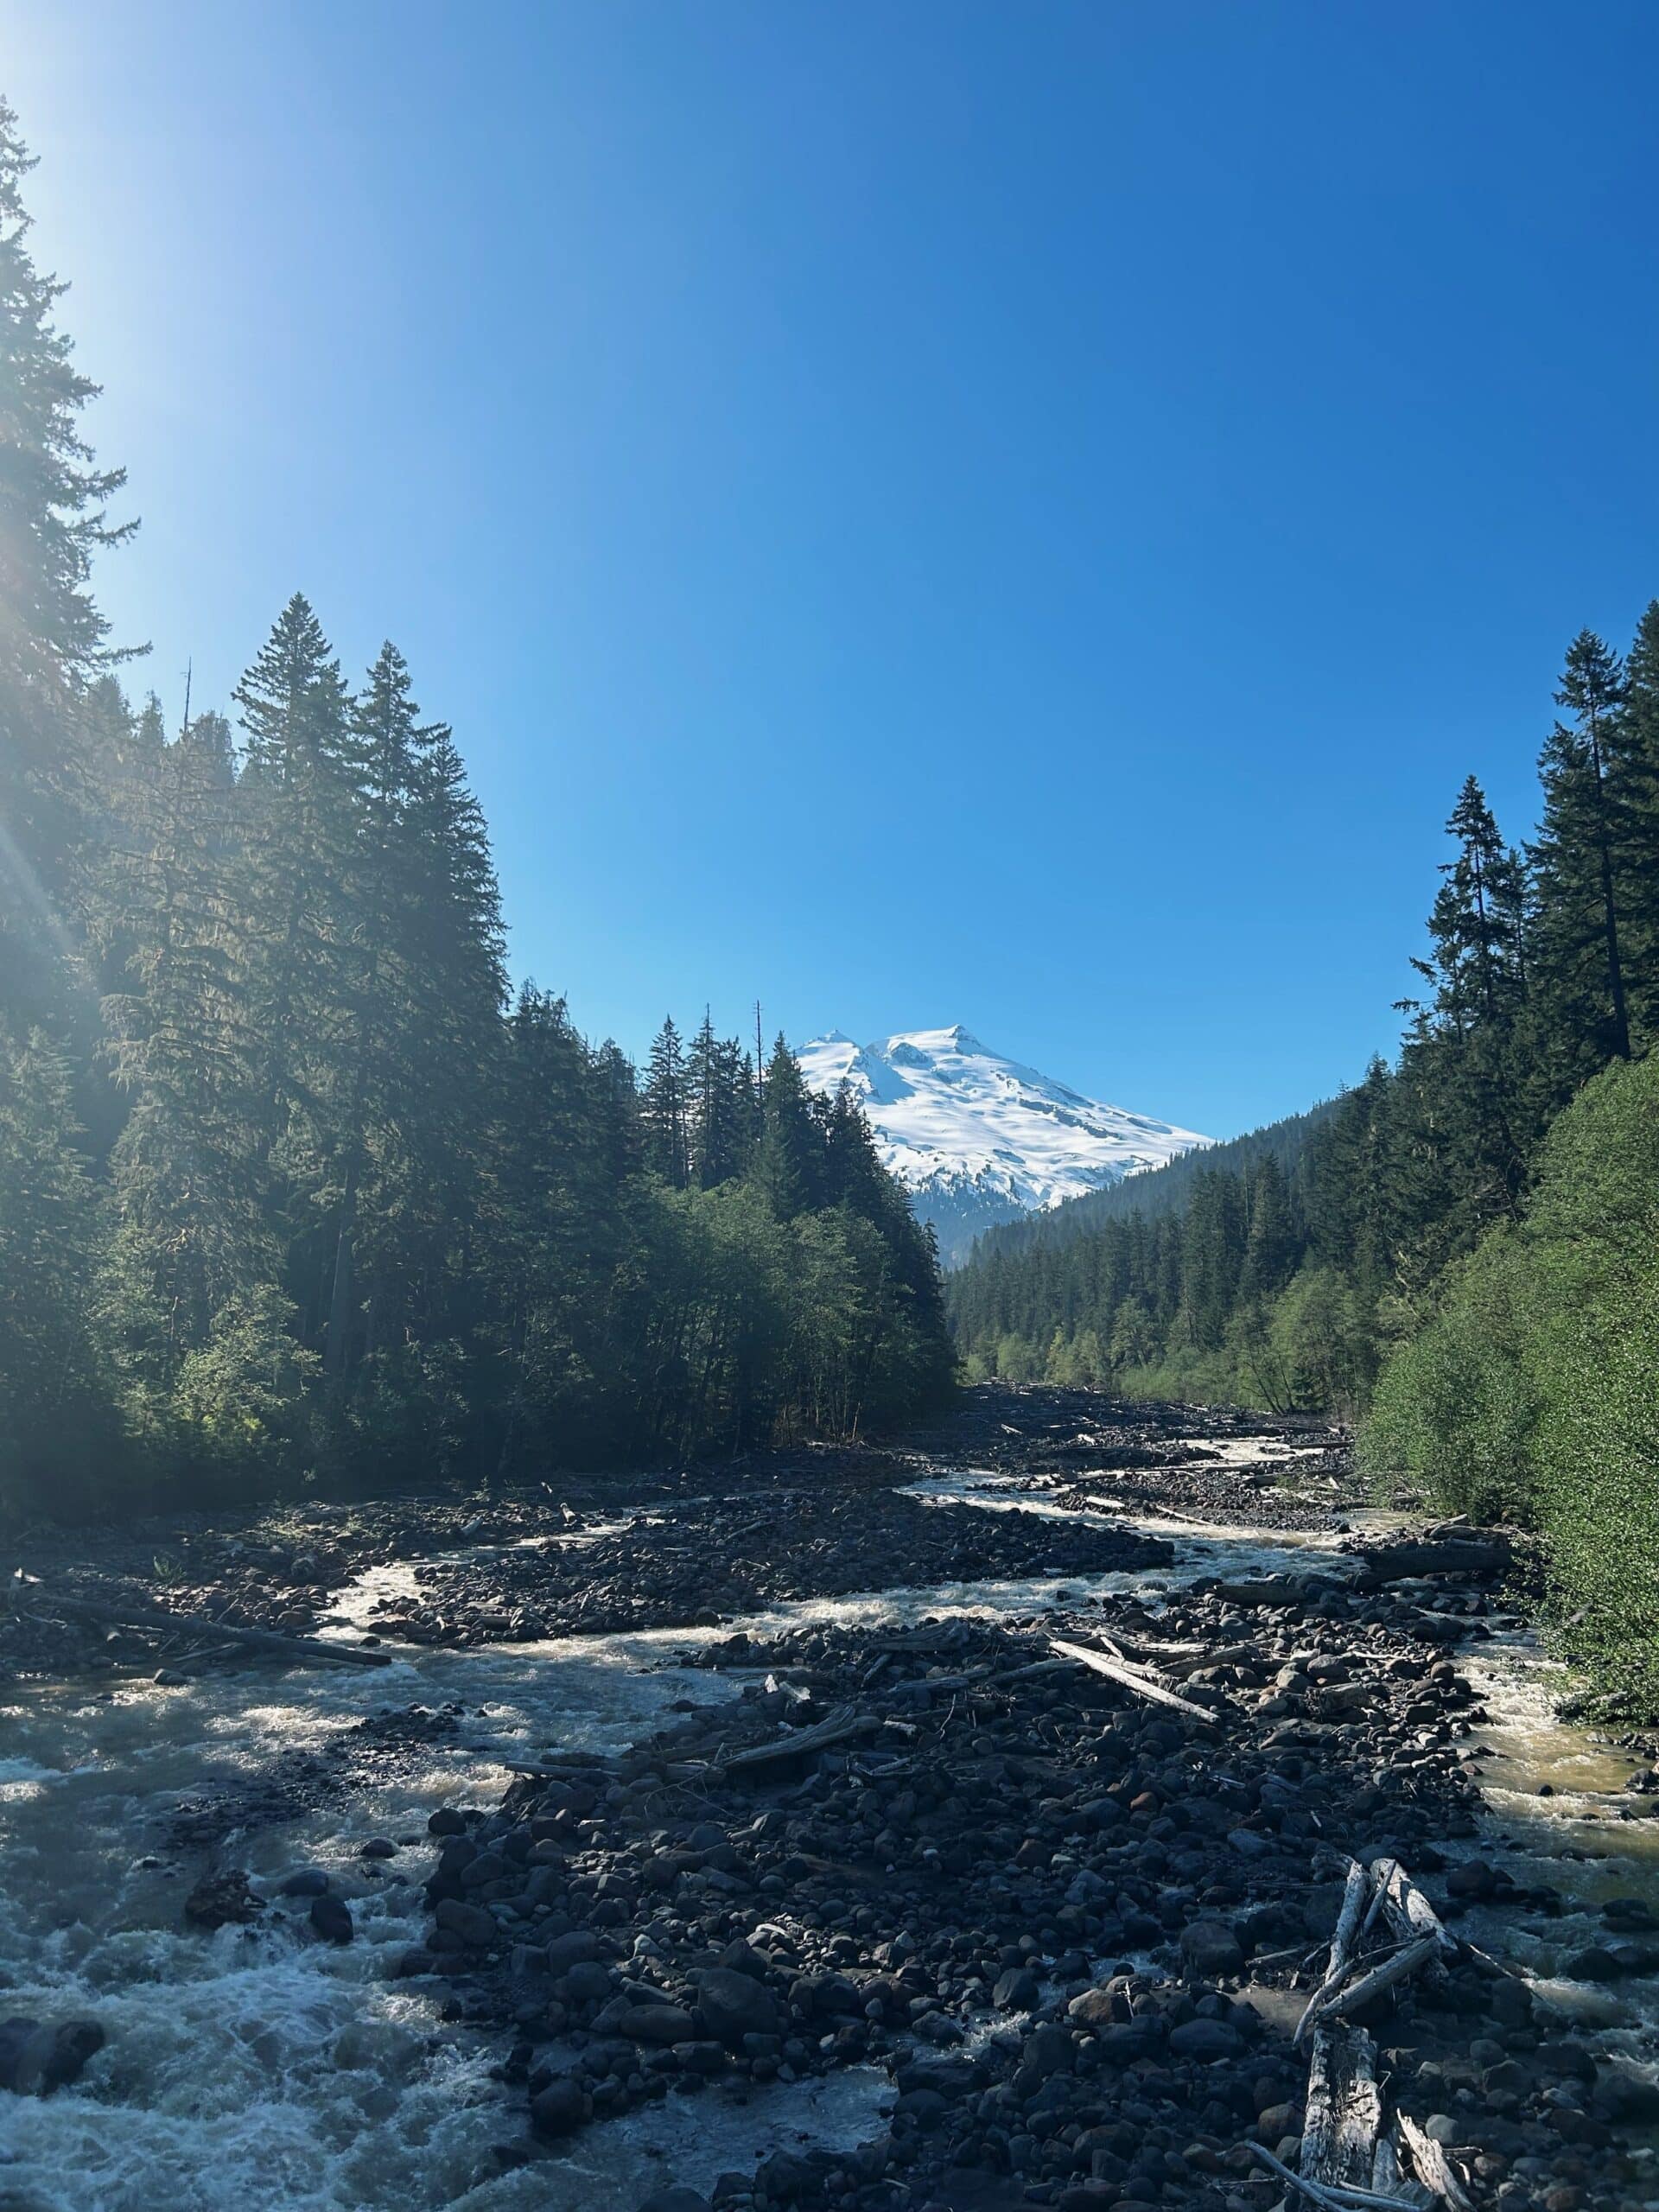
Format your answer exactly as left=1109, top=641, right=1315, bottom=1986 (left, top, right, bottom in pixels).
left=1302, top=2021, right=1383, bottom=2190
left=1368, top=1857, right=1458, bottom=1958
left=1309, top=1936, right=1443, bottom=2028
left=1048, top=1637, right=1217, bottom=1719
left=1353, top=1539, right=1510, bottom=1582
left=1275, top=1859, right=1467, bottom=2208
left=1247, top=2142, right=1432, bottom=2211
left=885, top=1655, right=1073, bottom=1700
left=710, top=1707, right=884, bottom=1774
left=1398, top=2113, right=1474, bottom=2212
left=30, top=1591, right=391, bottom=1669
left=1295, top=1857, right=1374, bottom=2044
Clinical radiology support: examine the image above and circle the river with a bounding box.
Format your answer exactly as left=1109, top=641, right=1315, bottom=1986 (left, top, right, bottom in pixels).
left=3, top=1450, right=1656, bottom=2209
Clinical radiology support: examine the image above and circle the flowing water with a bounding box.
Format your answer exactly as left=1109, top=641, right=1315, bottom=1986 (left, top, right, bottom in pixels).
left=3, top=1444, right=1656, bottom=2209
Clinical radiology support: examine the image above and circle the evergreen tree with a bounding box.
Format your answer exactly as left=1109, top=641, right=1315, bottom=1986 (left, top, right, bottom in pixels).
left=688, top=1011, right=753, bottom=1189
left=0, top=1021, right=116, bottom=1497
left=1238, top=1154, right=1297, bottom=1302
left=1618, top=600, right=1659, bottom=1041
left=232, top=593, right=357, bottom=1185
left=0, top=100, right=135, bottom=1029
left=749, top=1038, right=821, bottom=1220
left=641, top=1016, right=690, bottom=1187
left=1532, top=629, right=1630, bottom=1069
left=97, top=709, right=268, bottom=1390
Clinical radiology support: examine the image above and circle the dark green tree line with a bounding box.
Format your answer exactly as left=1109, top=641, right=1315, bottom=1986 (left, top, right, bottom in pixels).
left=0, top=106, right=953, bottom=1514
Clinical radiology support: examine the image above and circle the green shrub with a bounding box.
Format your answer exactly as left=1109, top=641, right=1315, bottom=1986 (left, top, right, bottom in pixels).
left=171, top=1287, right=321, bottom=1482
left=1358, top=1233, right=1536, bottom=1521
left=1363, top=1053, right=1659, bottom=1714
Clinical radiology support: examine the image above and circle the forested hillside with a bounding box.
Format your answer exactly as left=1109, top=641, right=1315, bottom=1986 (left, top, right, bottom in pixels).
left=963, top=1100, right=1332, bottom=1254
left=952, top=622, right=1659, bottom=1423
left=0, top=106, right=952, bottom=1516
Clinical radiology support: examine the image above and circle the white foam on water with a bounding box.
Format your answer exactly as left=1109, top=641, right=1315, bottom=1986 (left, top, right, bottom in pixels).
left=0, top=1584, right=786, bottom=2212
left=902, top=1463, right=1356, bottom=1588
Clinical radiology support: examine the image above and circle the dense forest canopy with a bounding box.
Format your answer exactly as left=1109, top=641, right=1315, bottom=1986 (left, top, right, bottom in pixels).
left=0, top=102, right=953, bottom=1517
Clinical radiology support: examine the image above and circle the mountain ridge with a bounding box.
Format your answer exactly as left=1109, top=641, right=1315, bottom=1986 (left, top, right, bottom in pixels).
left=797, top=1025, right=1208, bottom=1264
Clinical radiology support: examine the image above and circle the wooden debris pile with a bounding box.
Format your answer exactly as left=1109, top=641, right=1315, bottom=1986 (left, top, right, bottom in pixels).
left=1260, top=1855, right=1474, bottom=2212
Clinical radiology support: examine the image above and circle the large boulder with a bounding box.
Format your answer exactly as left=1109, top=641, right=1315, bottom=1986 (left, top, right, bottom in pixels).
left=0, top=2017, right=105, bottom=2096
left=611, top=2003, right=697, bottom=2045
left=1169, top=2018, right=1243, bottom=2063
left=545, top=1929, right=607, bottom=1974
left=1180, top=1920, right=1245, bottom=1979
left=692, top=1967, right=785, bottom=2050
left=183, top=1870, right=263, bottom=1929
left=530, top=2078, right=586, bottom=2138
left=309, top=1894, right=353, bottom=1944
left=434, top=1897, right=497, bottom=1948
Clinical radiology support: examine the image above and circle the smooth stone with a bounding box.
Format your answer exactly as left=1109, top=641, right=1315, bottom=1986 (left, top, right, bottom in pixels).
left=310, top=1894, right=353, bottom=1944
left=530, top=2078, right=585, bottom=2138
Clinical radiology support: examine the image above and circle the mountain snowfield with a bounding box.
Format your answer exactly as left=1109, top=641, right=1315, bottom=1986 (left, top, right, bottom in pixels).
left=798, top=1025, right=1209, bottom=1264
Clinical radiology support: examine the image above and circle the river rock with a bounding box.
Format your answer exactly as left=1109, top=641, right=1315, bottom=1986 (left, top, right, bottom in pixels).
left=1179, top=1920, right=1244, bottom=1977
left=310, top=1893, right=354, bottom=1943
left=637, top=2192, right=712, bottom=2212
left=693, top=1966, right=785, bottom=2048
left=280, top=1868, right=331, bottom=1897
left=545, top=1929, right=606, bottom=1974
left=1168, top=2017, right=1243, bottom=2063
left=1445, top=1857, right=1497, bottom=1898
left=0, top=2017, right=105, bottom=2096
left=562, top=1960, right=615, bottom=2004
left=530, top=2077, right=586, bottom=2138
left=434, top=1897, right=497, bottom=1948
left=614, top=2003, right=696, bottom=2044
left=1066, top=1986, right=1123, bottom=2026
left=183, top=1869, right=263, bottom=1929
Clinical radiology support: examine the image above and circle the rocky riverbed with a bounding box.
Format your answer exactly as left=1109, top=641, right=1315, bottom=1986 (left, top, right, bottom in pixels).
left=3, top=1389, right=1657, bottom=2212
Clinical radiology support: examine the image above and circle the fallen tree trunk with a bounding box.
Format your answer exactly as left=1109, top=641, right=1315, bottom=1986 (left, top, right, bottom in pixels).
left=1370, top=2135, right=1432, bottom=2208
left=886, top=1656, right=1071, bottom=1700
left=1049, top=1637, right=1217, bottom=1719
left=32, top=1592, right=391, bottom=1669
left=1246, top=2143, right=1429, bottom=2212
left=1296, top=1857, right=1374, bottom=2045
left=1302, top=2021, right=1383, bottom=2190
left=1353, top=1540, right=1510, bottom=1582
left=1308, top=1936, right=1442, bottom=2028
left=711, top=1707, right=884, bottom=1774
left=1398, top=2113, right=1474, bottom=2211
left=1367, top=1858, right=1458, bottom=1959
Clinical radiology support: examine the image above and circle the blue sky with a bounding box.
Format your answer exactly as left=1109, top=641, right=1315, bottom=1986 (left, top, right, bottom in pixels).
left=8, top=2, right=1659, bottom=1137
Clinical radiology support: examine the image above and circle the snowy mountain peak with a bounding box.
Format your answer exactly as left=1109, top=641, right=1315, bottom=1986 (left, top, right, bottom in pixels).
left=798, top=1027, right=1209, bottom=1265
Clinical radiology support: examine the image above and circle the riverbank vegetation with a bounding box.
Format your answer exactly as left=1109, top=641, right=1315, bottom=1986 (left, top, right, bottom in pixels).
left=0, top=105, right=952, bottom=1519
left=950, top=618, right=1659, bottom=1706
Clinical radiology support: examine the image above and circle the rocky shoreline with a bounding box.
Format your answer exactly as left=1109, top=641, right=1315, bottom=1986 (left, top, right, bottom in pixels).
left=392, top=1542, right=1652, bottom=2212
left=4, top=1389, right=1656, bottom=2211
left=0, top=1389, right=1353, bottom=1681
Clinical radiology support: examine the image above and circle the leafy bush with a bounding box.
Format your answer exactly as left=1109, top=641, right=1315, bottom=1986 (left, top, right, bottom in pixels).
left=1362, top=1053, right=1659, bottom=1713
left=171, top=1287, right=321, bottom=1482
left=1359, top=1234, right=1536, bottom=1521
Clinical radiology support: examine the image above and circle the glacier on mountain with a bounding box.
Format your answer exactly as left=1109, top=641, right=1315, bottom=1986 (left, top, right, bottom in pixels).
left=797, top=1025, right=1209, bottom=1265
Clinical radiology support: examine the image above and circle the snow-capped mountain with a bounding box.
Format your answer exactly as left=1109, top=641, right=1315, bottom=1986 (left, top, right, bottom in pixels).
left=798, top=1025, right=1209, bottom=1265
